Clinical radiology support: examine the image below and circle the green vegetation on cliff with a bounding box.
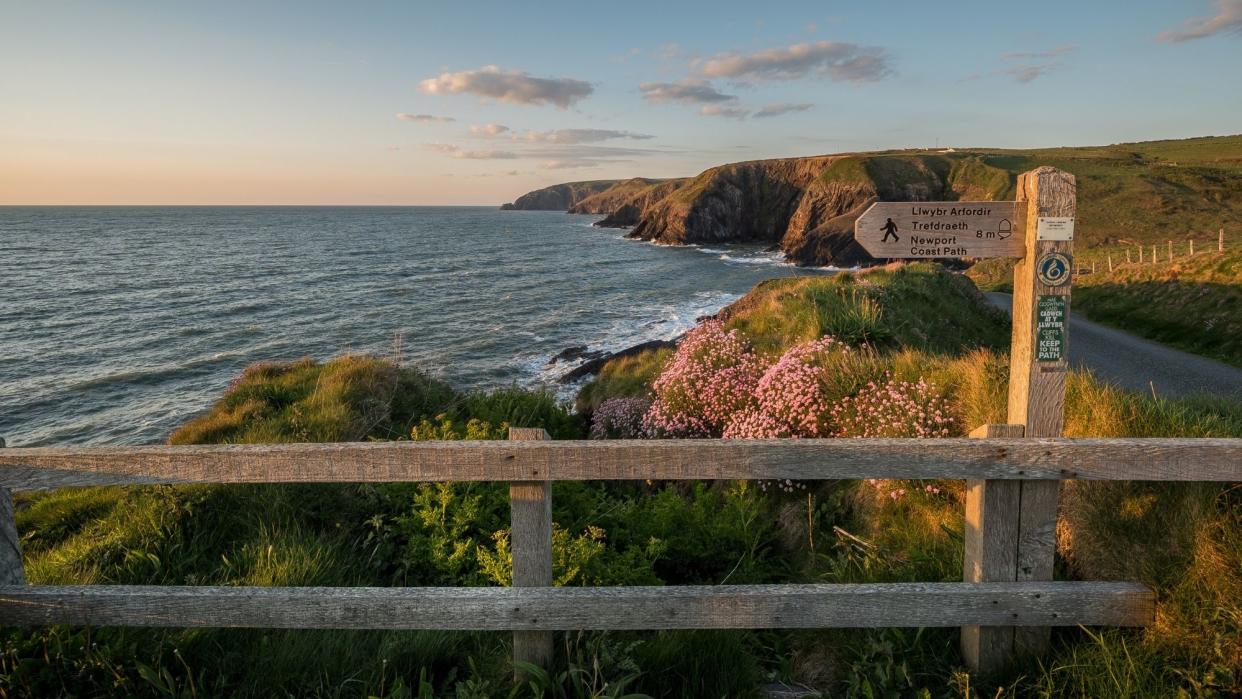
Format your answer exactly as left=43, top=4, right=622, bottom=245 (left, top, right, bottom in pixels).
left=509, top=135, right=1242, bottom=268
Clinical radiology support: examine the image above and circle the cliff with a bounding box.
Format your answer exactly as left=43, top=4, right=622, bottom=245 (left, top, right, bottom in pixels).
left=501, top=135, right=1242, bottom=267
left=500, top=180, right=619, bottom=210
left=583, top=178, right=690, bottom=227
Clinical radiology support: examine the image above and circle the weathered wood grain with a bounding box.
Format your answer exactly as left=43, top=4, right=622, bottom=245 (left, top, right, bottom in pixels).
left=854, top=201, right=1027, bottom=259
left=0, top=488, right=24, bottom=586
left=508, top=427, right=553, bottom=677
left=1008, top=166, right=1077, bottom=660
left=961, top=424, right=1025, bottom=672
left=0, top=582, right=1154, bottom=630
left=1, top=438, right=1237, bottom=490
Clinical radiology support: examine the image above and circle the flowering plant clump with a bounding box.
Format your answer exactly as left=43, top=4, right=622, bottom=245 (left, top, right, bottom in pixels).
left=724, top=336, right=848, bottom=439
left=590, top=397, right=651, bottom=439
left=642, top=320, right=768, bottom=437
left=830, top=375, right=955, bottom=439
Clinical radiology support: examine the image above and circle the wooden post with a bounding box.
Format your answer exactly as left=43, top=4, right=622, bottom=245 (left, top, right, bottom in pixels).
left=1107, top=254, right=1113, bottom=272
left=1126, top=249, right=1131, bottom=264
left=1167, top=240, right=1173, bottom=263
left=1151, top=245, right=1157, bottom=264
left=1005, top=166, right=1074, bottom=659
left=1091, top=260, right=1096, bottom=274
left=1137, top=246, right=1142, bottom=263
left=961, top=423, right=1026, bottom=672
left=1221, top=228, right=1226, bottom=252
left=1189, top=239, right=1194, bottom=256
left=509, top=427, right=553, bottom=679
left=1, top=439, right=24, bottom=586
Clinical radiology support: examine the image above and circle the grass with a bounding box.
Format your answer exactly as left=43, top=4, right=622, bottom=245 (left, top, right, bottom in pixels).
left=968, top=249, right=1241, bottom=366
left=5, top=266, right=1240, bottom=697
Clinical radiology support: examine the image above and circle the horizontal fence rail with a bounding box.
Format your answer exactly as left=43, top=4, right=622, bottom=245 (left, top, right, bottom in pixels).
left=0, top=582, right=1154, bottom=630
left=2, top=432, right=1236, bottom=678
left=2, top=438, right=1240, bottom=490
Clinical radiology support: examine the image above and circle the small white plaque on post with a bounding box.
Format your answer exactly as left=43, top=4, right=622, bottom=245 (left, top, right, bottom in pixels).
left=1036, top=217, right=1074, bottom=241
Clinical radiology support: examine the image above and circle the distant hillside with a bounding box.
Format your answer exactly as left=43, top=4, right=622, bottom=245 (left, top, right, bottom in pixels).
left=502, top=135, right=1242, bottom=266
left=500, top=180, right=619, bottom=210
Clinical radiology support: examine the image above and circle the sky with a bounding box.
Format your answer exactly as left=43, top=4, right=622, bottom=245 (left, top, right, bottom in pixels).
left=2, top=0, right=1241, bottom=205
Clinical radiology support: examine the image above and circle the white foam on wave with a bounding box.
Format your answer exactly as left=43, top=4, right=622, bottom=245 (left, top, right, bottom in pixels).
left=514, top=289, right=743, bottom=397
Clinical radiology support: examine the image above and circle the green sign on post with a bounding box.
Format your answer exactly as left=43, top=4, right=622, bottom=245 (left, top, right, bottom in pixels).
left=1036, top=295, right=1066, bottom=362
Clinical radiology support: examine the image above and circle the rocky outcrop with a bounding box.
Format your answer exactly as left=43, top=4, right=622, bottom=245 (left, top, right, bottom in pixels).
left=501, top=153, right=1014, bottom=266
left=593, top=178, right=691, bottom=227
left=500, top=180, right=619, bottom=210
left=627, top=154, right=1011, bottom=267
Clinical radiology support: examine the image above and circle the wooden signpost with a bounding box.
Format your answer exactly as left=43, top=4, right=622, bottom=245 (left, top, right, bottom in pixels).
left=855, top=166, right=1076, bottom=674
left=854, top=201, right=1027, bottom=259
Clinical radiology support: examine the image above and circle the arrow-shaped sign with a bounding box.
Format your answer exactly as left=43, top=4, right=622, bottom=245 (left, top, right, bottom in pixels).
left=854, top=201, right=1027, bottom=259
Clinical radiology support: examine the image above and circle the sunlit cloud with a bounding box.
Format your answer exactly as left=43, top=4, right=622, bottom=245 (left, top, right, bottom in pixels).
left=518, top=129, right=653, bottom=144
left=1001, top=45, right=1076, bottom=60
left=695, top=40, right=892, bottom=83
left=1158, top=0, right=1242, bottom=42
left=396, top=113, right=456, bottom=123
left=699, top=105, right=750, bottom=119
left=639, top=80, right=737, bottom=104
left=754, top=102, right=814, bottom=118
left=419, top=65, right=594, bottom=108
left=469, top=123, right=511, bottom=137
left=423, top=143, right=519, bottom=159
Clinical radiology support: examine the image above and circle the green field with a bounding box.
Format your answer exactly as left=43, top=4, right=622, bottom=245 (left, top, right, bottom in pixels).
left=970, top=248, right=1242, bottom=366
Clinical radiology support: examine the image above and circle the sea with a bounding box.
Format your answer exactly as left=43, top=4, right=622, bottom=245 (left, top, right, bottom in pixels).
left=0, top=207, right=835, bottom=446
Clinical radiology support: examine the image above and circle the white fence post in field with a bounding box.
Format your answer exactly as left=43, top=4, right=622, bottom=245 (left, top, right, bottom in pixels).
left=1004, top=166, right=1075, bottom=660
left=1221, top=228, right=1226, bottom=252
left=508, top=427, right=554, bottom=679
left=0, top=439, right=25, bottom=586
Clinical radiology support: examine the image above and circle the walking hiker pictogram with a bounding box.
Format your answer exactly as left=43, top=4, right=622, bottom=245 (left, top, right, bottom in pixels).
left=881, top=217, right=899, bottom=243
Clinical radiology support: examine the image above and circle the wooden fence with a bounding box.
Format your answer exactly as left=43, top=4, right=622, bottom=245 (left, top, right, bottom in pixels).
left=2, top=430, right=1239, bottom=677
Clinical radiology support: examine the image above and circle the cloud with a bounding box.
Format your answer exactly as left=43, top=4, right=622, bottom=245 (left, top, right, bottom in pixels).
left=1004, top=64, right=1054, bottom=83
left=639, top=79, right=737, bottom=104
left=517, top=128, right=654, bottom=144
left=695, top=40, right=892, bottom=83
left=423, top=143, right=518, bottom=159
left=419, top=65, right=593, bottom=108
left=396, top=113, right=456, bottom=123
left=1001, top=45, right=1076, bottom=60
left=540, top=159, right=604, bottom=170
left=469, top=123, right=511, bottom=137
left=980, top=46, right=1076, bottom=83
left=699, top=105, right=751, bottom=119
left=1158, top=0, right=1242, bottom=42
left=754, top=102, right=814, bottom=118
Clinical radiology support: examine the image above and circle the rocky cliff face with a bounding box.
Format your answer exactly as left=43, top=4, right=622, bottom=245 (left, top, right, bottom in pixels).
left=627, top=154, right=1009, bottom=267
left=500, top=180, right=619, bottom=210
left=501, top=153, right=1012, bottom=266
left=591, top=179, right=690, bottom=227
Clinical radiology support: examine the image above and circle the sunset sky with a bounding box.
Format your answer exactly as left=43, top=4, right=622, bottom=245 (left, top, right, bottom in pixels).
left=3, top=1, right=1241, bottom=205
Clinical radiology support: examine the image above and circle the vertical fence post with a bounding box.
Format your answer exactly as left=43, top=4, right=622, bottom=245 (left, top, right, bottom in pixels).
left=1, top=439, right=25, bottom=586
left=1137, top=246, right=1142, bottom=263
left=1167, top=240, right=1173, bottom=263
left=1107, top=254, right=1113, bottom=272
left=961, top=423, right=1026, bottom=673
left=1151, top=245, right=1157, bottom=264
left=1006, top=166, right=1074, bottom=658
left=1221, top=228, right=1226, bottom=252
left=1189, top=240, right=1194, bottom=257
left=508, top=427, right=553, bottom=680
